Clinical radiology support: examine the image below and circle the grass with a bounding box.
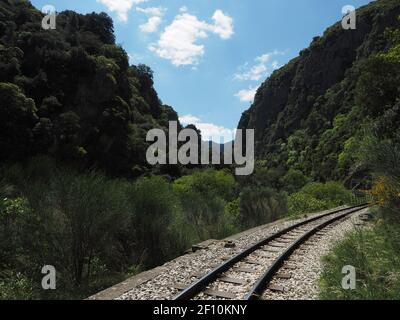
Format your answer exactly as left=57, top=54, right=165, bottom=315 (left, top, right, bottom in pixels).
left=319, top=206, right=400, bottom=300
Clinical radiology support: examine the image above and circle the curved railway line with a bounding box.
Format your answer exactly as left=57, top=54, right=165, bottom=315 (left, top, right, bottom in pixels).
left=173, top=204, right=368, bottom=301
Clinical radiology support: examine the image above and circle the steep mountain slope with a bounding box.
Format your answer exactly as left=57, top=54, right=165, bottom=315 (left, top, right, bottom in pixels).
left=0, top=0, right=179, bottom=177
left=238, top=0, right=400, bottom=184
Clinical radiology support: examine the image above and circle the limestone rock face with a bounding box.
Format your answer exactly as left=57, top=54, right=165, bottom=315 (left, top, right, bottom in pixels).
left=238, top=0, right=400, bottom=157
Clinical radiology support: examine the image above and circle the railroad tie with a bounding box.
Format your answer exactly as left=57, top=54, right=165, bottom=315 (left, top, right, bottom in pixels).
left=254, top=252, right=274, bottom=259
left=233, top=267, right=259, bottom=274
left=267, top=284, right=285, bottom=293
left=203, top=289, right=237, bottom=300
left=276, top=273, right=291, bottom=280
left=244, top=258, right=264, bottom=266
left=269, top=242, right=288, bottom=248
left=190, top=271, right=205, bottom=278
left=283, top=264, right=298, bottom=270
left=287, top=233, right=302, bottom=237
left=262, top=247, right=281, bottom=253
left=219, top=276, right=249, bottom=286
left=279, top=237, right=297, bottom=241
left=172, top=283, right=189, bottom=291
left=303, top=242, right=315, bottom=246
left=274, top=239, right=293, bottom=244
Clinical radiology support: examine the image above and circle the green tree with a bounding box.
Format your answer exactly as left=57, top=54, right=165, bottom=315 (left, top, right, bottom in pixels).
left=128, top=176, right=179, bottom=267
left=0, top=82, right=38, bottom=161
left=239, top=187, right=287, bottom=229
left=282, top=169, right=310, bottom=193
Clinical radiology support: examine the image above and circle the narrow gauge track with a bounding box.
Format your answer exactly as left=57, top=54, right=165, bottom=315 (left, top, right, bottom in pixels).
left=174, top=204, right=368, bottom=300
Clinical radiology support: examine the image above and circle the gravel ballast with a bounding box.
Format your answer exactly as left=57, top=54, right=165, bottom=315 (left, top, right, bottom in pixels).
left=88, top=206, right=366, bottom=301
left=261, top=209, right=368, bottom=300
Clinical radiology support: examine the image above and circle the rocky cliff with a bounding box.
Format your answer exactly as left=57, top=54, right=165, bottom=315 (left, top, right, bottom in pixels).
left=238, top=0, right=400, bottom=182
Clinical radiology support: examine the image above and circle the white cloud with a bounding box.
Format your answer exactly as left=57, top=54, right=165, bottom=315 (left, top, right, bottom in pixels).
left=140, top=16, right=162, bottom=33
left=210, top=9, right=234, bottom=40
left=149, top=13, right=208, bottom=66
left=98, top=0, right=148, bottom=22
left=136, top=6, right=165, bottom=16
left=196, top=123, right=236, bottom=143
left=179, top=114, right=201, bottom=124
left=234, top=51, right=284, bottom=81
left=179, top=114, right=235, bottom=143
left=234, top=51, right=284, bottom=103
left=149, top=10, right=234, bottom=66
left=137, top=6, right=165, bottom=33
left=235, top=87, right=257, bottom=103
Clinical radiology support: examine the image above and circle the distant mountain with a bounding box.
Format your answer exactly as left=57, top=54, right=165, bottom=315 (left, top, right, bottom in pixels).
left=0, top=0, right=180, bottom=178
left=238, top=0, right=400, bottom=184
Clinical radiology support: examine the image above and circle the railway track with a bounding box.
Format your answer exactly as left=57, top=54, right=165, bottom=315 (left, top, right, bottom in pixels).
left=173, top=204, right=368, bottom=301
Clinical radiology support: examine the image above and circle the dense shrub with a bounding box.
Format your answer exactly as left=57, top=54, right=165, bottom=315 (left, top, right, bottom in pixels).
left=0, top=165, right=246, bottom=299
left=0, top=271, right=38, bottom=300
left=128, top=176, right=181, bottom=268
left=287, top=192, right=328, bottom=217
left=360, top=135, right=400, bottom=209
left=0, top=197, right=31, bottom=267
left=0, top=158, right=132, bottom=298
left=239, top=187, right=287, bottom=229
left=173, top=169, right=236, bottom=201
left=172, top=169, right=238, bottom=241
left=281, top=169, right=310, bottom=193
left=300, top=182, right=351, bottom=204
left=288, top=182, right=351, bottom=217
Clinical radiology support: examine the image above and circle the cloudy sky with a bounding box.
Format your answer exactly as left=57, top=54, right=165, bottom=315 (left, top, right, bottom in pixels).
left=32, top=0, right=371, bottom=142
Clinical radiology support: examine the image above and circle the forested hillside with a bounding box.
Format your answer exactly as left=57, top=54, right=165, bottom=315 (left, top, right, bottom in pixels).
left=0, top=0, right=290, bottom=300
left=238, top=0, right=400, bottom=299
left=0, top=0, right=180, bottom=178
left=239, top=0, right=400, bottom=187
left=0, top=0, right=195, bottom=299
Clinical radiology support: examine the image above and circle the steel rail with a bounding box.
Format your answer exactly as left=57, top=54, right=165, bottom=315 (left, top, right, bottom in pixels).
left=244, top=204, right=367, bottom=300
left=173, top=204, right=367, bottom=300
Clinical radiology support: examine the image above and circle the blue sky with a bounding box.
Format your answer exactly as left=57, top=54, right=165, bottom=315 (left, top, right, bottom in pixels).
left=31, top=0, right=372, bottom=142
